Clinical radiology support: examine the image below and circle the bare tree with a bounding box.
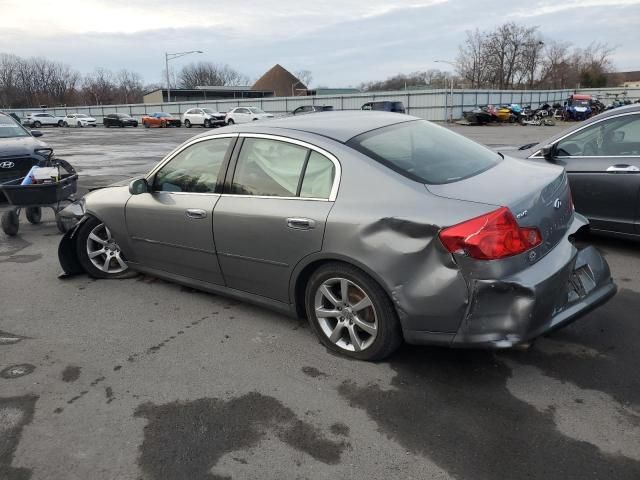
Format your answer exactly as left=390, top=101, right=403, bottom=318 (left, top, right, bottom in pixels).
left=177, top=62, right=249, bottom=88
left=83, top=68, right=117, bottom=105
left=295, top=70, right=313, bottom=87
left=116, top=69, right=144, bottom=104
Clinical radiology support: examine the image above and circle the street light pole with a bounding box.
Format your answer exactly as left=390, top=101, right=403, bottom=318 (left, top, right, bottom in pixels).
left=434, top=59, right=456, bottom=123
left=165, top=50, right=203, bottom=103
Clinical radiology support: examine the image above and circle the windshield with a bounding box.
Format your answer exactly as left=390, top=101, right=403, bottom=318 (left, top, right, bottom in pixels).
left=156, top=113, right=171, bottom=117
left=348, top=120, right=501, bottom=184
left=0, top=116, right=30, bottom=138
left=573, top=101, right=590, bottom=107
left=118, top=114, right=132, bottom=118
left=75, top=114, right=88, bottom=118
left=248, top=108, right=265, bottom=114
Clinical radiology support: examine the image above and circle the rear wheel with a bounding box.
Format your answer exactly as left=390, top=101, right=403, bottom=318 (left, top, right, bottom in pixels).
left=305, top=263, right=402, bottom=361
left=204, top=119, right=211, bottom=128
left=143, top=121, right=149, bottom=128
left=33, top=121, right=41, bottom=128
left=25, top=207, right=41, bottom=224
left=63, top=121, right=69, bottom=127
left=227, top=118, right=234, bottom=125
left=77, top=121, right=83, bottom=128
left=1, top=210, right=19, bottom=236
left=184, top=119, right=192, bottom=128
left=57, top=120, right=64, bottom=127
left=76, top=216, right=129, bottom=278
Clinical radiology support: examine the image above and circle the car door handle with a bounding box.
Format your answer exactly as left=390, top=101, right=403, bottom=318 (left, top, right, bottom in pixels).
left=286, top=217, right=316, bottom=230
left=185, top=208, right=207, bottom=219
left=606, top=164, right=640, bottom=173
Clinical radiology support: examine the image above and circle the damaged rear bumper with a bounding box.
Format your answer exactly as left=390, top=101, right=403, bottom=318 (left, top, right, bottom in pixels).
left=404, top=223, right=617, bottom=348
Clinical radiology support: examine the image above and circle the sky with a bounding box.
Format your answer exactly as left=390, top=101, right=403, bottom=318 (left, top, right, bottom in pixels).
left=0, top=0, right=638, bottom=87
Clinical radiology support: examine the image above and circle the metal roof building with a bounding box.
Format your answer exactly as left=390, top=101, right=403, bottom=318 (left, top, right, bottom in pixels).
left=143, top=86, right=274, bottom=104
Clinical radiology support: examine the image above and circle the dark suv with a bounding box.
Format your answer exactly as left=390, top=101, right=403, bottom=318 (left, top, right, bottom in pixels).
left=0, top=112, right=51, bottom=187
left=361, top=101, right=406, bottom=114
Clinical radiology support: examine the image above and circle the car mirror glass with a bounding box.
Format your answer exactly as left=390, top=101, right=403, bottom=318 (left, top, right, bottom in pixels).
left=31, top=130, right=43, bottom=137
left=129, top=177, right=149, bottom=195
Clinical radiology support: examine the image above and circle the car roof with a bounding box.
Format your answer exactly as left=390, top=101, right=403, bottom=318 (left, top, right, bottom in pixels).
left=218, top=111, right=417, bottom=143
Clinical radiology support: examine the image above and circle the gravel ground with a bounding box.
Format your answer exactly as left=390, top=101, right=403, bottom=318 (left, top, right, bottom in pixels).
left=1, top=122, right=639, bottom=480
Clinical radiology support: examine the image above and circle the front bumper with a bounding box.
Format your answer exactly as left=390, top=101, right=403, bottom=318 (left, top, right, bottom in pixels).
left=404, top=222, right=616, bottom=348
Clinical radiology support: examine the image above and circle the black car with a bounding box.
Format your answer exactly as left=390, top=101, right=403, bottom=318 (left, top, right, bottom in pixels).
left=292, top=105, right=334, bottom=115
left=514, top=104, right=640, bottom=240
left=103, top=113, right=139, bottom=128
left=0, top=112, right=51, bottom=187
left=361, top=101, right=406, bottom=114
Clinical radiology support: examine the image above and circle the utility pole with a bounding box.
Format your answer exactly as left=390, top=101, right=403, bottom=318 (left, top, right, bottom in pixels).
left=165, top=50, right=203, bottom=103
left=434, top=59, right=456, bottom=122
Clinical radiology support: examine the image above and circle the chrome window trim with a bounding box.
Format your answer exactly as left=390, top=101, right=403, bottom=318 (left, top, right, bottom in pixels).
left=146, top=133, right=239, bottom=179
left=531, top=111, right=640, bottom=158
left=237, top=133, right=341, bottom=201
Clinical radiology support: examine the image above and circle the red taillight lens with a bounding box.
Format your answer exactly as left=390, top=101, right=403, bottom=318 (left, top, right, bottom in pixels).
left=439, top=207, right=542, bottom=260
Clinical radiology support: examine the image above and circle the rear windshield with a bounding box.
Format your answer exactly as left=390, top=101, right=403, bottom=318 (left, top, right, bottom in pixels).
left=0, top=116, right=29, bottom=138
left=348, top=120, right=501, bottom=184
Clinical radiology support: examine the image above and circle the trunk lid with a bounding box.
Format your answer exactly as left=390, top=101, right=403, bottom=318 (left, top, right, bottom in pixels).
left=427, top=156, right=573, bottom=255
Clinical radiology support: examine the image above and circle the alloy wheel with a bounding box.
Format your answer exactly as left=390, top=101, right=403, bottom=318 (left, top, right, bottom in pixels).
left=314, top=277, right=378, bottom=352
left=86, top=223, right=128, bottom=274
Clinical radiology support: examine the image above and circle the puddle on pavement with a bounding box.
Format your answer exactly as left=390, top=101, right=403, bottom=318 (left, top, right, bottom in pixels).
left=0, top=364, right=35, bottom=379
left=0, top=330, right=26, bottom=346
left=338, top=346, right=640, bottom=480
left=61, top=365, right=81, bottom=383
left=0, top=395, right=37, bottom=479
left=134, top=392, right=348, bottom=480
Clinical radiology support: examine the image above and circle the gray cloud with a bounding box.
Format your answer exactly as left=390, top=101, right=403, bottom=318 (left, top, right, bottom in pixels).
left=0, top=0, right=637, bottom=87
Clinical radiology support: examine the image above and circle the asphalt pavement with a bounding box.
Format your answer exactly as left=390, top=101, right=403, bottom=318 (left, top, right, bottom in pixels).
left=1, top=122, right=639, bottom=480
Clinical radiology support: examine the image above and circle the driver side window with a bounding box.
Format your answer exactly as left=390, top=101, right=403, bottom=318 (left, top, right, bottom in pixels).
left=153, top=137, right=232, bottom=193
left=556, top=114, right=640, bottom=157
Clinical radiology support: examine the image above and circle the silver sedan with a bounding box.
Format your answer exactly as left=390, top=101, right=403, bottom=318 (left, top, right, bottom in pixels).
left=58, top=111, right=616, bottom=360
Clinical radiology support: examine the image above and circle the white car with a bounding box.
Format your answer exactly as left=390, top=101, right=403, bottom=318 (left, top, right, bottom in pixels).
left=23, top=112, right=64, bottom=128
left=225, top=107, right=274, bottom=125
left=63, top=113, right=97, bottom=128
left=182, top=108, right=226, bottom=128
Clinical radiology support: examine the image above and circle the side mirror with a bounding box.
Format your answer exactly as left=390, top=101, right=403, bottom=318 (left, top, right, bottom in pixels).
left=31, top=130, right=43, bottom=137
left=129, top=177, right=149, bottom=195
left=541, top=144, right=556, bottom=161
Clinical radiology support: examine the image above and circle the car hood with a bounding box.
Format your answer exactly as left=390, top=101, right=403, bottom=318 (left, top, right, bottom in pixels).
left=0, top=136, right=47, bottom=156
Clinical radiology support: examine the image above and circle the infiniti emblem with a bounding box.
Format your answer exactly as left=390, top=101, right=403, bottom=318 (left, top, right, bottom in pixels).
left=553, top=198, right=562, bottom=209
left=0, top=161, right=15, bottom=168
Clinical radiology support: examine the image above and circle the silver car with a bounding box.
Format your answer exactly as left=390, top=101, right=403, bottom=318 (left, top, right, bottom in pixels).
left=58, top=111, right=616, bottom=360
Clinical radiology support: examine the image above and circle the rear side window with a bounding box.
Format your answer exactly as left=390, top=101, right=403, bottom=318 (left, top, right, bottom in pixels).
left=348, top=120, right=501, bottom=184
left=153, top=137, right=232, bottom=193
left=231, top=138, right=336, bottom=199
left=232, top=138, right=308, bottom=197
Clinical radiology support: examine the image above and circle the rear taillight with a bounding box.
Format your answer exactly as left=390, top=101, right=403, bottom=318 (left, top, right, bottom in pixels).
left=439, top=207, right=542, bottom=260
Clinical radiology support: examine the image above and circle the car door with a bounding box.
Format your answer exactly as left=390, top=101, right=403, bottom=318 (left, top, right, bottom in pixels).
left=125, top=135, right=237, bottom=284
left=236, top=108, right=251, bottom=123
left=549, top=111, right=640, bottom=234
left=213, top=134, right=339, bottom=302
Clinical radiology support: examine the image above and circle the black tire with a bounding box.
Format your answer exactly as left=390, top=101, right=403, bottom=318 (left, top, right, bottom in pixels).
left=77, top=121, right=82, bottom=128
left=119, top=122, right=124, bottom=128
left=63, top=121, right=69, bottom=127
left=227, top=119, right=234, bottom=125
left=1, top=210, right=19, bottom=236
left=33, top=121, right=41, bottom=128
left=75, top=216, right=128, bottom=279
left=305, top=262, right=402, bottom=361
left=143, top=121, right=149, bottom=128
left=57, top=120, right=64, bottom=127
left=25, top=207, right=41, bottom=224
left=204, top=119, right=211, bottom=128
left=185, top=119, right=192, bottom=128
left=105, top=123, right=110, bottom=128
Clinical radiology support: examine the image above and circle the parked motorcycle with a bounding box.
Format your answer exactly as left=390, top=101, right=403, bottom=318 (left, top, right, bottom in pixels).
left=462, top=104, right=498, bottom=125
left=519, top=104, right=556, bottom=126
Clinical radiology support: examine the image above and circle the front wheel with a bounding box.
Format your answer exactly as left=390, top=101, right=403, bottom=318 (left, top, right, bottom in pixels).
left=227, top=119, right=234, bottom=125
left=143, top=121, right=149, bottom=128
left=76, top=216, right=129, bottom=278
left=33, top=121, right=41, bottom=128
left=63, top=121, right=69, bottom=127
left=204, top=119, right=211, bottom=128
left=77, top=122, right=83, bottom=128
left=57, top=120, right=64, bottom=127
left=184, top=119, right=191, bottom=128
left=1, top=210, right=19, bottom=236
left=305, top=263, right=402, bottom=361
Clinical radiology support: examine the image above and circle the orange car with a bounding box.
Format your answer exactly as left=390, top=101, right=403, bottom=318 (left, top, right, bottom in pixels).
left=141, top=112, right=181, bottom=128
